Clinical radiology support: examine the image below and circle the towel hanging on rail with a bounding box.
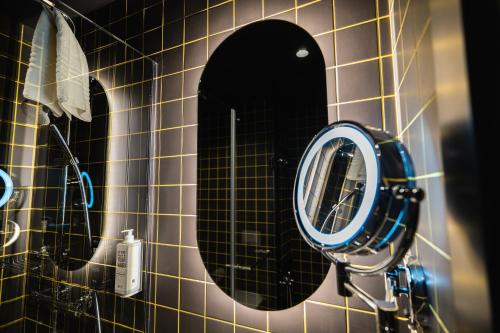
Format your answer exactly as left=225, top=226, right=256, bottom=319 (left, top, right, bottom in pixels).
left=23, top=8, right=92, bottom=122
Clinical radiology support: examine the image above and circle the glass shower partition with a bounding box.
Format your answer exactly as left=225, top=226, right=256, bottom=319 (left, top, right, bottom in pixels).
left=0, top=1, right=158, bottom=332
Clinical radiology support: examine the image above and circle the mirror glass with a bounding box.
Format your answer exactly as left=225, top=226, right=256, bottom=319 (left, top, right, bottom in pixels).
left=197, top=20, right=331, bottom=311
left=303, top=138, right=366, bottom=235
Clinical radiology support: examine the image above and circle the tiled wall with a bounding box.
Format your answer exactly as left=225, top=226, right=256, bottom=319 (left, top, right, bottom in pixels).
left=390, top=0, right=454, bottom=331
left=0, top=14, right=37, bottom=331
left=0, top=0, right=462, bottom=332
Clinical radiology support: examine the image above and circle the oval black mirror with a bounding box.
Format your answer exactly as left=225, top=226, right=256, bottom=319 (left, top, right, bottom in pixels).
left=197, top=20, right=331, bottom=311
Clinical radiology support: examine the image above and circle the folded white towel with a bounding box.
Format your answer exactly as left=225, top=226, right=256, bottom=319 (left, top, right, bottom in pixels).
left=23, top=9, right=91, bottom=123
left=23, top=9, right=65, bottom=118
left=54, top=11, right=91, bottom=122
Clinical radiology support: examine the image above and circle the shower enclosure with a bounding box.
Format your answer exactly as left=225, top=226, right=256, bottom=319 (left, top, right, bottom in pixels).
left=0, top=1, right=157, bottom=332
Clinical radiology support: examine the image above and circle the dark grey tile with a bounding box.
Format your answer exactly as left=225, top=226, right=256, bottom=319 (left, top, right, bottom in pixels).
left=160, top=128, right=182, bottom=156
left=186, top=12, right=207, bottom=42
left=179, top=279, right=205, bottom=314
left=206, top=283, right=234, bottom=321
left=297, top=1, right=333, bottom=35
left=155, top=274, right=179, bottom=308
left=182, top=125, right=198, bottom=154
left=181, top=216, right=198, bottom=247
left=156, top=244, right=179, bottom=275
left=185, top=39, right=208, bottom=69
left=157, top=215, right=181, bottom=245
left=235, top=301, right=267, bottom=330
left=208, top=31, right=232, bottom=58
left=186, top=0, right=206, bottom=15
left=336, top=22, right=378, bottom=65
left=337, top=60, right=380, bottom=101
left=182, top=155, right=197, bottom=184
left=315, top=32, right=334, bottom=68
left=181, top=247, right=205, bottom=280
left=161, top=73, right=183, bottom=101
left=339, top=99, right=383, bottom=128
left=158, top=185, right=180, bottom=214
left=155, top=306, right=178, bottom=332
left=326, top=67, right=337, bottom=105
left=206, top=319, right=233, bottom=333
left=183, top=97, right=198, bottom=125
left=209, top=2, right=233, bottom=34
left=164, top=20, right=184, bottom=48
left=380, top=17, right=392, bottom=55
left=308, top=266, right=344, bottom=306
left=235, top=0, right=262, bottom=26
left=181, top=184, right=197, bottom=215
left=161, top=100, right=183, bottom=129
left=269, top=302, right=304, bottom=333
left=348, top=275, right=386, bottom=311
left=183, top=67, right=204, bottom=97
left=264, top=0, right=294, bottom=16
left=161, top=46, right=183, bottom=75
left=348, top=310, right=376, bottom=332
left=306, top=302, right=346, bottom=333
left=334, top=0, right=376, bottom=28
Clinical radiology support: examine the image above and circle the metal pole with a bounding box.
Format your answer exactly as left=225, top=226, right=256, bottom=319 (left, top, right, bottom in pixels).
left=230, top=108, right=236, bottom=299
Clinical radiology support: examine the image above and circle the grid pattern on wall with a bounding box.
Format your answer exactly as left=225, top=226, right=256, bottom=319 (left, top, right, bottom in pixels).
left=0, top=5, right=155, bottom=332
left=0, top=0, right=455, bottom=332
left=130, top=0, right=409, bottom=332
left=390, top=0, right=454, bottom=331
left=0, top=16, right=37, bottom=331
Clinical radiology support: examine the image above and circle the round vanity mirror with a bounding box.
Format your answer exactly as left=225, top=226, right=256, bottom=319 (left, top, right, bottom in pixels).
left=294, top=121, right=418, bottom=256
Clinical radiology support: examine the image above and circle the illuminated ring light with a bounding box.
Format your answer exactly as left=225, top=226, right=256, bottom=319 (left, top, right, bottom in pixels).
left=295, top=124, right=379, bottom=247
left=293, top=121, right=416, bottom=255
left=81, top=171, right=94, bottom=209
left=0, top=169, right=14, bottom=208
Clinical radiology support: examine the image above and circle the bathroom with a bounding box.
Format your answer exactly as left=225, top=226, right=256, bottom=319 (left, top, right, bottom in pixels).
left=0, top=0, right=497, bottom=332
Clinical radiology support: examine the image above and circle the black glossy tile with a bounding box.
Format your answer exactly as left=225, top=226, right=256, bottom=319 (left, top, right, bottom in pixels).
left=145, top=3, right=163, bottom=30
left=161, top=73, right=183, bottom=101
left=164, top=20, right=184, bottom=48
left=186, top=0, right=206, bottom=15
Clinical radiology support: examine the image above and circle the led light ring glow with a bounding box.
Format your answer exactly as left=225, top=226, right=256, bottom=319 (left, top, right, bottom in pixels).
left=296, top=125, right=379, bottom=246
left=0, top=169, right=14, bottom=208
left=3, top=220, right=20, bottom=248
left=81, top=171, right=94, bottom=209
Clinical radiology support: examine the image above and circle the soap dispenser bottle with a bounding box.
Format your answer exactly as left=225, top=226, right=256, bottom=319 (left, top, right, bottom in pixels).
left=115, top=229, right=142, bottom=297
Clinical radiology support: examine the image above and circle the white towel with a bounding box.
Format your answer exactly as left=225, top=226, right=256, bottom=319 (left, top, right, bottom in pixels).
left=23, top=9, right=65, bottom=118
left=54, top=11, right=91, bottom=122
left=23, top=9, right=91, bottom=123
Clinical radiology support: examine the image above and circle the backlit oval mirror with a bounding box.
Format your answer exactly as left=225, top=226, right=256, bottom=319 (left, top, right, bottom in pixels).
left=197, top=20, right=331, bottom=311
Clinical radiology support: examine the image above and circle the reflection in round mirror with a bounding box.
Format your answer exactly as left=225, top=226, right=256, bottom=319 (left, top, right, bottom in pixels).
left=303, top=137, right=367, bottom=236
left=295, top=121, right=417, bottom=256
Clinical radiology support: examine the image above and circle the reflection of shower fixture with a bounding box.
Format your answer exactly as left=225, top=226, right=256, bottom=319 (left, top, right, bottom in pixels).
left=294, top=122, right=427, bottom=333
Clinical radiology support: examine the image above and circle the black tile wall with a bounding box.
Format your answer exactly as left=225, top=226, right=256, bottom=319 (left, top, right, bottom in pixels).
left=0, top=0, right=459, bottom=332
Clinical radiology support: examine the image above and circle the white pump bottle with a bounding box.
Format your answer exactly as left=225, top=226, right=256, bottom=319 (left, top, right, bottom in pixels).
left=115, top=229, right=142, bottom=297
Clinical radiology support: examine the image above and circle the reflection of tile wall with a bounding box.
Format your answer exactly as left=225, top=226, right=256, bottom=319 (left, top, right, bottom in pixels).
left=0, top=15, right=36, bottom=331
left=116, top=0, right=401, bottom=331
left=390, top=0, right=454, bottom=331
